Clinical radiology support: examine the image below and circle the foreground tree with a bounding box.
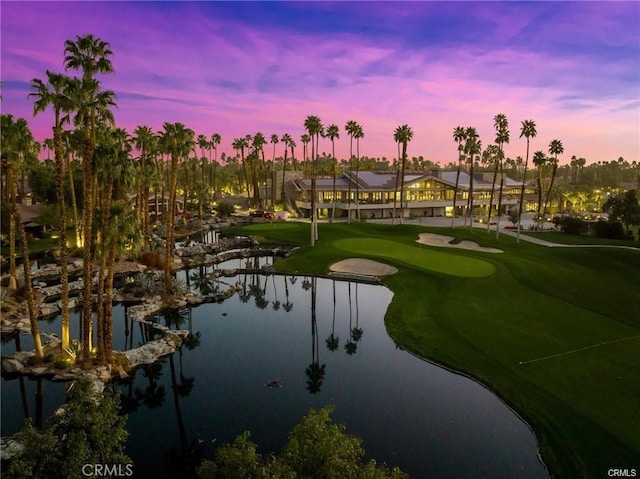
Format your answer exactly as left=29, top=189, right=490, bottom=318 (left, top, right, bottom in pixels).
left=197, top=406, right=406, bottom=479
left=516, top=119, right=537, bottom=243
left=64, top=33, right=116, bottom=361
left=6, top=377, right=131, bottom=479
left=29, top=71, right=77, bottom=350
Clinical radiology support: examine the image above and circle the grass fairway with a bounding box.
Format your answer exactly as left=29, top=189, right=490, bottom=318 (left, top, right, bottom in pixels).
left=225, top=222, right=640, bottom=478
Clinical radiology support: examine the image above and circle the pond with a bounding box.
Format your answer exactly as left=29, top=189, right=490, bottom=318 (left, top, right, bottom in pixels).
left=1, top=271, right=547, bottom=478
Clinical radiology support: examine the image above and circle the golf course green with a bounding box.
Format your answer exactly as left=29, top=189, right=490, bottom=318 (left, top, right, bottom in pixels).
left=226, top=221, right=640, bottom=478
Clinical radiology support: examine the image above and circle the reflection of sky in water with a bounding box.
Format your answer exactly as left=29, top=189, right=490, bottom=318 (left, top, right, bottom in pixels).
left=1, top=274, right=546, bottom=479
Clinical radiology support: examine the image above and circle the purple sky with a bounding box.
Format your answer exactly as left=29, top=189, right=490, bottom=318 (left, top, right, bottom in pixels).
left=2, top=1, right=639, bottom=165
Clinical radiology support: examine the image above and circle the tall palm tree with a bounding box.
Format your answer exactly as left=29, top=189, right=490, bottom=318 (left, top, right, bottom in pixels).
left=451, top=126, right=466, bottom=228
left=64, top=34, right=116, bottom=361
left=210, top=133, right=221, bottom=197
left=160, top=122, right=195, bottom=291
left=542, top=139, right=564, bottom=225
left=133, top=125, right=157, bottom=248
left=483, top=143, right=500, bottom=232
left=269, top=134, right=279, bottom=206
left=464, top=127, right=481, bottom=228
left=231, top=137, right=250, bottom=198
left=493, top=114, right=510, bottom=239
left=517, top=119, right=537, bottom=242
left=280, top=133, right=292, bottom=201
left=344, top=120, right=358, bottom=223
left=1, top=115, right=45, bottom=358
left=325, top=124, right=340, bottom=222
left=353, top=123, right=364, bottom=221
left=394, top=125, right=414, bottom=225
left=304, top=115, right=323, bottom=246
left=252, top=132, right=266, bottom=206
left=532, top=150, right=548, bottom=229
left=29, top=71, right=76, bottom=350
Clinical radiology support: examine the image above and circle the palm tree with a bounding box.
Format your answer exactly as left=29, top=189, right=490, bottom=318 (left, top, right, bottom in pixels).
left=1, top=115, right=45, bottom=358
left=304, top=115, right=323, bottom=246
left=280, top=133, right=292, bottom=201
left=134, top=125, right=157, bottom=248
left=353, top=123, right=364, bottom=221
left=344, top=120, right=358, bottom=223
left=394, top=125, right=414, bottom=225
left=252, top=132, right=266, bottom=206
left=451, top=126, right=466, bottom=228
left=29, top=71, right=76, bottom=350
left=160, top=122, right=195, bottom=291
left=542, top=139, right=564, bottom=225
left=210, top=133, right=221, bottom=197
left=464, top=127, right=481, bottom=228
left=269, top=134, right=279, bottom=206
left=517, top=119, right=537, bottom=242
left=64, top=34, right=116, bottom=361
left=493, top=114, right=510, bottom=240
left=325, top=124, right=340, bottom=222
left=325, top=280, right=340, bottom=351
left=532, top=150, right=548, bottom=229
left=231, top=137, right=250, bottom=199
left=483, top=143, right=500, bottom=232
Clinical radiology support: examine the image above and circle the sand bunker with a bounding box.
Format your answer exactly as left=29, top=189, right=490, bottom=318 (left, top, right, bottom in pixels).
left=329, top=258, right=398, bottom=276
left=416, top=233, right=503, bottom=253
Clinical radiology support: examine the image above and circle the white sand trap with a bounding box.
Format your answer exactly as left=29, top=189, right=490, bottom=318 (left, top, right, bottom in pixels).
left=330, top=258, right=398, bottom=276
left=416, top=233, right=503, bottom=253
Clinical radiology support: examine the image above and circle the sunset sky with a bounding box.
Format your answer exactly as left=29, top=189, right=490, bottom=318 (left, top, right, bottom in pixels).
left=2, top=1, right=638, bottom=165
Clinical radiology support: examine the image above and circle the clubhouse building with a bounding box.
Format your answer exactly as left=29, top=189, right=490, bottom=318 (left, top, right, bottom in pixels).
left=287, top=170, right=536, bottom=220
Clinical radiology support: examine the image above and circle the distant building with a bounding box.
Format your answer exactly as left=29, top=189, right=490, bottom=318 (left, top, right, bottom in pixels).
left=289, top=170, right=535, bottom=220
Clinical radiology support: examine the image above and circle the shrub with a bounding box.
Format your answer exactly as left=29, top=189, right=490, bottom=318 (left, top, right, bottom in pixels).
left=140, top=251, right=161, bottom=269
left=593, top=220, right=625, bottom=239
left=216, top=201, right=235, bottom=218
left=558, top=216, right=588, bottom=236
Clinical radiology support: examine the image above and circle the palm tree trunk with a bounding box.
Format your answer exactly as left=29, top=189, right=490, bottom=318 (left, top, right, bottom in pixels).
left=495, top=160, right=505, bottom=240
left=487, top=160, right=499, bottom=232
left=10, top=168, right=44, bottom=358
left=399, top=142, right=407, bottom=225
left=7, top=166, right=17, bottom=290
left=451, top=156, right=462, bottom=229
left=281, top=150, right=288, bottom=202
left=392, top=142, right=400, bottom=225
left=516, top=140, right=530, bottom=243
left=165, top=154, right=179, bottom=291
left=54, top=125, right=70, bottom=349
left=81, top=129, right=95, bottom=363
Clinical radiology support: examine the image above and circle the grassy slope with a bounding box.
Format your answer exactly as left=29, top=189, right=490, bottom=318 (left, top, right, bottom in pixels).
left=226, top=222, right=640, bottom=478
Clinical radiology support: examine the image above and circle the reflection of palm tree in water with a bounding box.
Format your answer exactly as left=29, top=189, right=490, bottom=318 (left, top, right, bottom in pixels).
left=271, top=274, right=280, bottom=310
left=135, top=361, right=166, bottom=409
left=325, top=279, right=339, bottom=351
left=306, top=277, right=326, bottom=393
left=283, top=275, right=293, bottom=312
left=166, top=351, right=202, bottom=476
left=351, top=282, right=363, bottom=343
left=344, top=282, right=357, bottom=355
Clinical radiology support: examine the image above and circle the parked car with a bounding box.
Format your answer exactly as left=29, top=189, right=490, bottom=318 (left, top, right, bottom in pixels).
left=249, top=210, right=275, bottom=219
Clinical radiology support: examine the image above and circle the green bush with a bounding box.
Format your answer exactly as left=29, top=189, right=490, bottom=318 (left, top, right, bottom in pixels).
left=216, top=201, right=235, bottom=218
left=593, top=220, right=625, bottom=239
left=558, top=216, right=589, bottom=235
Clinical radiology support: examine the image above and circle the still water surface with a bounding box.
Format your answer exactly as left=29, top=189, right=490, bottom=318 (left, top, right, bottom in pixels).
left=1, top=270, right=547, bottom=478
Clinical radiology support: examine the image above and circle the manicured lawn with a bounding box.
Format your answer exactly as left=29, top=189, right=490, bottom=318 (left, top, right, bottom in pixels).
left=522, top=230, right=640, bottom=247
left=226, top=221, right=640, bottom=479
